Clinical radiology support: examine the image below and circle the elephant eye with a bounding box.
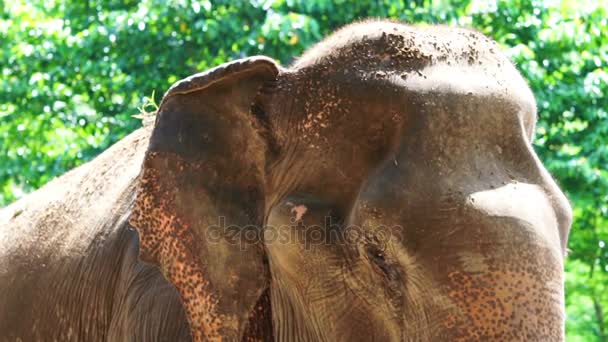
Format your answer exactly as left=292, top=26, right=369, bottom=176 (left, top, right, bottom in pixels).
left=365, top=244, right=402, bottom=283
left=366, top=244, right=385, bottom=262
left=366, top=244, right=388, bottom=270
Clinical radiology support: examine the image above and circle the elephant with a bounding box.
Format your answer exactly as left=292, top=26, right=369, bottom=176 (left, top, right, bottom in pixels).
left=0, top=20, right=572, bottom=341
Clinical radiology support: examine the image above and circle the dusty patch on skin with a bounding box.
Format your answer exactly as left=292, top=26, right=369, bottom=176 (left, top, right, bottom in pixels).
left=295, top=22, right=505, bottom=77
left=445, top=252, right=564, bottom=341
left=298, top=89, right=342, bottom=149
left=130, top=152, right=225, bottom=342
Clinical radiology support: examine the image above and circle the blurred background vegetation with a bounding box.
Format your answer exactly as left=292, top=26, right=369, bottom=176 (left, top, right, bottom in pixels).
left=0, top=0, right=606, bottom=340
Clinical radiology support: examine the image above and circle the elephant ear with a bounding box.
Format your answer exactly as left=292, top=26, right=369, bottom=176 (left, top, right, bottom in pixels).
left=129, top=56, right=280, bottom=341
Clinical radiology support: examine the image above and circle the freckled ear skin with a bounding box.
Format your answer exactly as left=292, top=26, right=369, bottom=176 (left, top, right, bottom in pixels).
left=129, top=57, right=280, bottom=341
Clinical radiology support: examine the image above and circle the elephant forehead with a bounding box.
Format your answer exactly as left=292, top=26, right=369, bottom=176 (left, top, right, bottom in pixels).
left=279, top=26, right=537, bottom=164
left=295, top=20, right=503, bottom=72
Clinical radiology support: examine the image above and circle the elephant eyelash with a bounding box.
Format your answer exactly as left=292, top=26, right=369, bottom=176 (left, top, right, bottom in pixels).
left=365, top=244, right=402, bottom=283
left=365, top=244, right=388, bottom=268
left=366, top=244, right=385, bottom=259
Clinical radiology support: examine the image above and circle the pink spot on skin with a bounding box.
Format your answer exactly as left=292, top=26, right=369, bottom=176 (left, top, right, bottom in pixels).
left=291, top=204, right=308, bottom=221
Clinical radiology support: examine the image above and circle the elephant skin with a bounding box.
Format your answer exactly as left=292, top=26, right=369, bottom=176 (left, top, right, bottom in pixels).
left=0, top=20, right=572, bottom=341
left=0, top=126, right=191, bottom=341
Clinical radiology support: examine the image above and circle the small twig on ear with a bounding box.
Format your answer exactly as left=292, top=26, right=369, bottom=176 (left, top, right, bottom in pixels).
left=133, top=89, right=159, bottom=120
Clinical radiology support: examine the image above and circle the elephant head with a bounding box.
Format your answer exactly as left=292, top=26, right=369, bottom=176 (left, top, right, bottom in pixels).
left=130, top=21, right=572, bottom=341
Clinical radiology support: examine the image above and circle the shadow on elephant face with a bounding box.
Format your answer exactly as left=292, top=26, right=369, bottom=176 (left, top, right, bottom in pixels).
left=130, top=20, right=572, bottom=342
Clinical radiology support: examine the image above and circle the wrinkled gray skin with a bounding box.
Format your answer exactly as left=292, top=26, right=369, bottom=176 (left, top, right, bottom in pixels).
left=0, top=128, right=191, bottom=341
left=0, top=21, right=571, bottom=341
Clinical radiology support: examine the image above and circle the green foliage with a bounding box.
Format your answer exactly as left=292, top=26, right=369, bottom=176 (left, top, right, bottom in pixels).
left=1, top=0, right=606, bottom=339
